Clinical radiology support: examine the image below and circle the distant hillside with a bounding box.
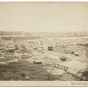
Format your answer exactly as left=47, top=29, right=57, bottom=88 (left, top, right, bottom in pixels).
left=0, top=31, right=88, bottom=39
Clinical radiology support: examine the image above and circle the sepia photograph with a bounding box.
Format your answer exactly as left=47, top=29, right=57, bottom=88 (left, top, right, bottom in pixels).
left=0, top=1, right=88, bottom=86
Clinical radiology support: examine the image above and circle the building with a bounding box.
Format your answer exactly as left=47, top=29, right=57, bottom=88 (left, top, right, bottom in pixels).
left=56, top=60, right=87, bottom=80
left=56, top=60, right=87, bottom=71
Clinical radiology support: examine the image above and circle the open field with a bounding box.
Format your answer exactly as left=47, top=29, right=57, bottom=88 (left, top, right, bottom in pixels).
left=0, top=59, right=61, bottom=81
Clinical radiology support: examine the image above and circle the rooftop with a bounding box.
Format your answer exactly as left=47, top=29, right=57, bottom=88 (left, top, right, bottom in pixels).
left=57, top=60, right=87, bottom=71
left=67, top=69, right=78, bottom=75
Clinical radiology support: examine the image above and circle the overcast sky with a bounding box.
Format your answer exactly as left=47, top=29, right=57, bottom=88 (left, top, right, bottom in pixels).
left=0, top=2, right=88, bottom=32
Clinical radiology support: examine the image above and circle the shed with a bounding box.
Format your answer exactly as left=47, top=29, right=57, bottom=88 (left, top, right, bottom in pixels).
left=48, top=45, right=53, bottom=51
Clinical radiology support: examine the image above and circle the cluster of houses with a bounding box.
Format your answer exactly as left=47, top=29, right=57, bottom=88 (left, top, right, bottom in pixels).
left=0, top=39, right=18, bottom=55
left=18, top=37, right=88, bottom=58
left=0, top=36, right=88, bottom=57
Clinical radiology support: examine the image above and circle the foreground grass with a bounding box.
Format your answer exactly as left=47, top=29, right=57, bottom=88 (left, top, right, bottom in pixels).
left=0, top=59, right=60, bottom=81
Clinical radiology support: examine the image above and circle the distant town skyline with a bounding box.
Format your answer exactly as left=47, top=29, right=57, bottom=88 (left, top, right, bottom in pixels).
left=0, top=2, right=88, bottom=32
